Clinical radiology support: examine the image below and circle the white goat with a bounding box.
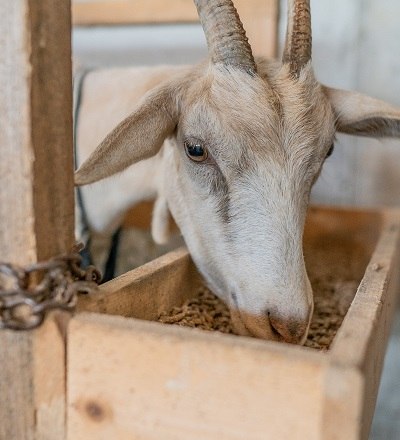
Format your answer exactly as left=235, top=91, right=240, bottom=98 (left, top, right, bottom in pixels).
left=75, top=0, right=400, bottom=344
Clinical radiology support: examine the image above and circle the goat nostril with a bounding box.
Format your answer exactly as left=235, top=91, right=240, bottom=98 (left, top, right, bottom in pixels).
left=268, top=313, right=308, bottom=344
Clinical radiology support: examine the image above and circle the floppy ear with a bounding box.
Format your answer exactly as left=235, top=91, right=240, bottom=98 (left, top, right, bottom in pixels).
left=75, top=82, right=178, bottom=186
left=324, top=86, right=400, bottom=138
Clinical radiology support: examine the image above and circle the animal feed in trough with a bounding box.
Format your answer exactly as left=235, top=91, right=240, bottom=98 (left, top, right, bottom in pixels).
left=158, top=241, right=360, bottom=350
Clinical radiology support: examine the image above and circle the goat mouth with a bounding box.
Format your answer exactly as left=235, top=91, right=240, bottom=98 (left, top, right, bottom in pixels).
left=229, top=293, right=281, bottom=341
left=229, top=293, right=253, bottom=337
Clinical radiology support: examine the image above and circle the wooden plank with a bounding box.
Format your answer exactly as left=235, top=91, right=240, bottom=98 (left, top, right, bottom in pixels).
left=321, top=209, right=400, bottom=439
left=0, top=0, right=74, bottom=264
left=0, top=313, right=68, bottom=440
left=29, top=0, right=75, bottom=262
left=72, top=0, right=278, bottom=58
left=68, top=312, right=325, bottom=440
left=78, top=247, right=202, bottom=320
left=0, top=0, right=74, bottom=438
left=73, top=0, right=200, bottom=24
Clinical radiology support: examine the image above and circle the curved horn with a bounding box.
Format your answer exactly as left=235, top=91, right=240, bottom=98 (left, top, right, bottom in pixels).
left=282, top=0, right=312, bottom=77
left=194, top=0, right=256, bottom=74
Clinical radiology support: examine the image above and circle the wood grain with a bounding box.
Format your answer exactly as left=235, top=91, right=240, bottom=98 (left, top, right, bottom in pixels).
left=68, top=313, right=324, bottom=440
left=0, top=0, right=74, bottom=264
left=72, top=0, right=278, bottom=58
left=0, top=313, right=68, bottom=440
left=69, top=207, right=400, bottom=439
left=322, top=209, right=400, bottom=439
left=77, top=247, right=203, bottom=319
left=0, top=1, right=74, bottom=438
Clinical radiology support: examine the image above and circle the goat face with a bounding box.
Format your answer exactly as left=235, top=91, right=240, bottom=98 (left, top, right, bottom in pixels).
left=75, top=0, right=400, bottom=343
left=161, top=64, right=335, bottom=342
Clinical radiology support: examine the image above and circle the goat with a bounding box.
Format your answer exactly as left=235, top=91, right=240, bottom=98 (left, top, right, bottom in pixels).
left=75, top=0, right=400, bottom=344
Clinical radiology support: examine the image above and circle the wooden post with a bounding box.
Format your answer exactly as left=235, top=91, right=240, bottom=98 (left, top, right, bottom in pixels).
left=0, top=0, right=74, bottom=438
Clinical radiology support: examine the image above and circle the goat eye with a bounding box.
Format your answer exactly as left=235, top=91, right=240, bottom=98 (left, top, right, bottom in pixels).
left=326, top=143, right=334, bottom=158
left=184, top=141, right=208, bottom=162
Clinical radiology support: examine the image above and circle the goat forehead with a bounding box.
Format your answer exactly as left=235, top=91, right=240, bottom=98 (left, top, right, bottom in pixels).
left=182, top=65, right=335, bottom=165
left=182, top=83, right=277, bottom=163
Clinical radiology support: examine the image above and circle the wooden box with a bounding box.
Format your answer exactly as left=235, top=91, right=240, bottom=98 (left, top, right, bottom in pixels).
left=67, top=206, right=400, bottom=440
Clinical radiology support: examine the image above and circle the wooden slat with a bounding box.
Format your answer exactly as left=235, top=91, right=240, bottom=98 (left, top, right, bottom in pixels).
left=322, top=209, right=400, bottom=440
left=72, top=0, right=278, bottom=58
left=68, top=313, right=325, bottom=440
left=73, top=0, right=199, bottom=24
left=0, top=0, right=74, bottom=438
left=78, top=247, right=202, bottom=319
left=0, top=313, right=68, bottom=440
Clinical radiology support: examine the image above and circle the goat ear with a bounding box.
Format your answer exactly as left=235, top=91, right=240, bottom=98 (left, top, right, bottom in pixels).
left=75, top=83, right=178, bottom=186
left=324, top=86, right=400, bottom=138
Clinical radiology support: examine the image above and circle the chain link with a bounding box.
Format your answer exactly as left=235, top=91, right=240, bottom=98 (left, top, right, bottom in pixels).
left=0, top=244, right=101, bottom=331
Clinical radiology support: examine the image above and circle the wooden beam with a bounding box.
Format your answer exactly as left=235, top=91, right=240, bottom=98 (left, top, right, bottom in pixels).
left=322, top=210, right=400, bottom=439
left=72, top=0, right=278, bottom=58
left=0, top=0, right=74, bottom=438
left=73, top=0, right=200, bottom=25
left=0, top=0, right=74, bottom=264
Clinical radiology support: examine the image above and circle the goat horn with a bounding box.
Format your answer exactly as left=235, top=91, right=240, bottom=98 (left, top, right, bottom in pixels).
left=282, top=0, right=312, bottom=77
left=194, top=0, right=257, bottom=74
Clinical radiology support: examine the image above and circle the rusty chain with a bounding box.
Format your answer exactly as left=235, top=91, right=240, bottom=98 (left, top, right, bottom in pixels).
left=0, top=243, right=101, bottom=331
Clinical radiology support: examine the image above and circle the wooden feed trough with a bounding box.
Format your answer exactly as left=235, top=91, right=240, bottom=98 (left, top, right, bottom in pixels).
left=1, top=1, right=399, bottom=440
left=67, top=205, right=400, bottom=440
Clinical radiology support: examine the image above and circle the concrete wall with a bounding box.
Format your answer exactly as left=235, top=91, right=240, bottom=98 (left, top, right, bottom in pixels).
left=73, top=0, right=400, bottom=207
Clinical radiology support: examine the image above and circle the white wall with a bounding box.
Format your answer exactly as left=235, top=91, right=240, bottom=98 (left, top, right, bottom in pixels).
left=73, top=24, right=207, bottom=68
left=73, top=0, right=400, bottom=207
left=287, top=0, right=400, bottom=207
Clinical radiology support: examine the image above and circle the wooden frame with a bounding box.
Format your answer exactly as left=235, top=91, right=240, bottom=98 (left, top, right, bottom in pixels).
left=72, top=0, right=279, bottom=58
left=0, top=1, right=74, bottom=438
left=67, top=206, right=400, bottom=440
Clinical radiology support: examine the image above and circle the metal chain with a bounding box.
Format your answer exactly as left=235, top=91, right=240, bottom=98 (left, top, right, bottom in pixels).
left=0, top=243, right=101, bottom=331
